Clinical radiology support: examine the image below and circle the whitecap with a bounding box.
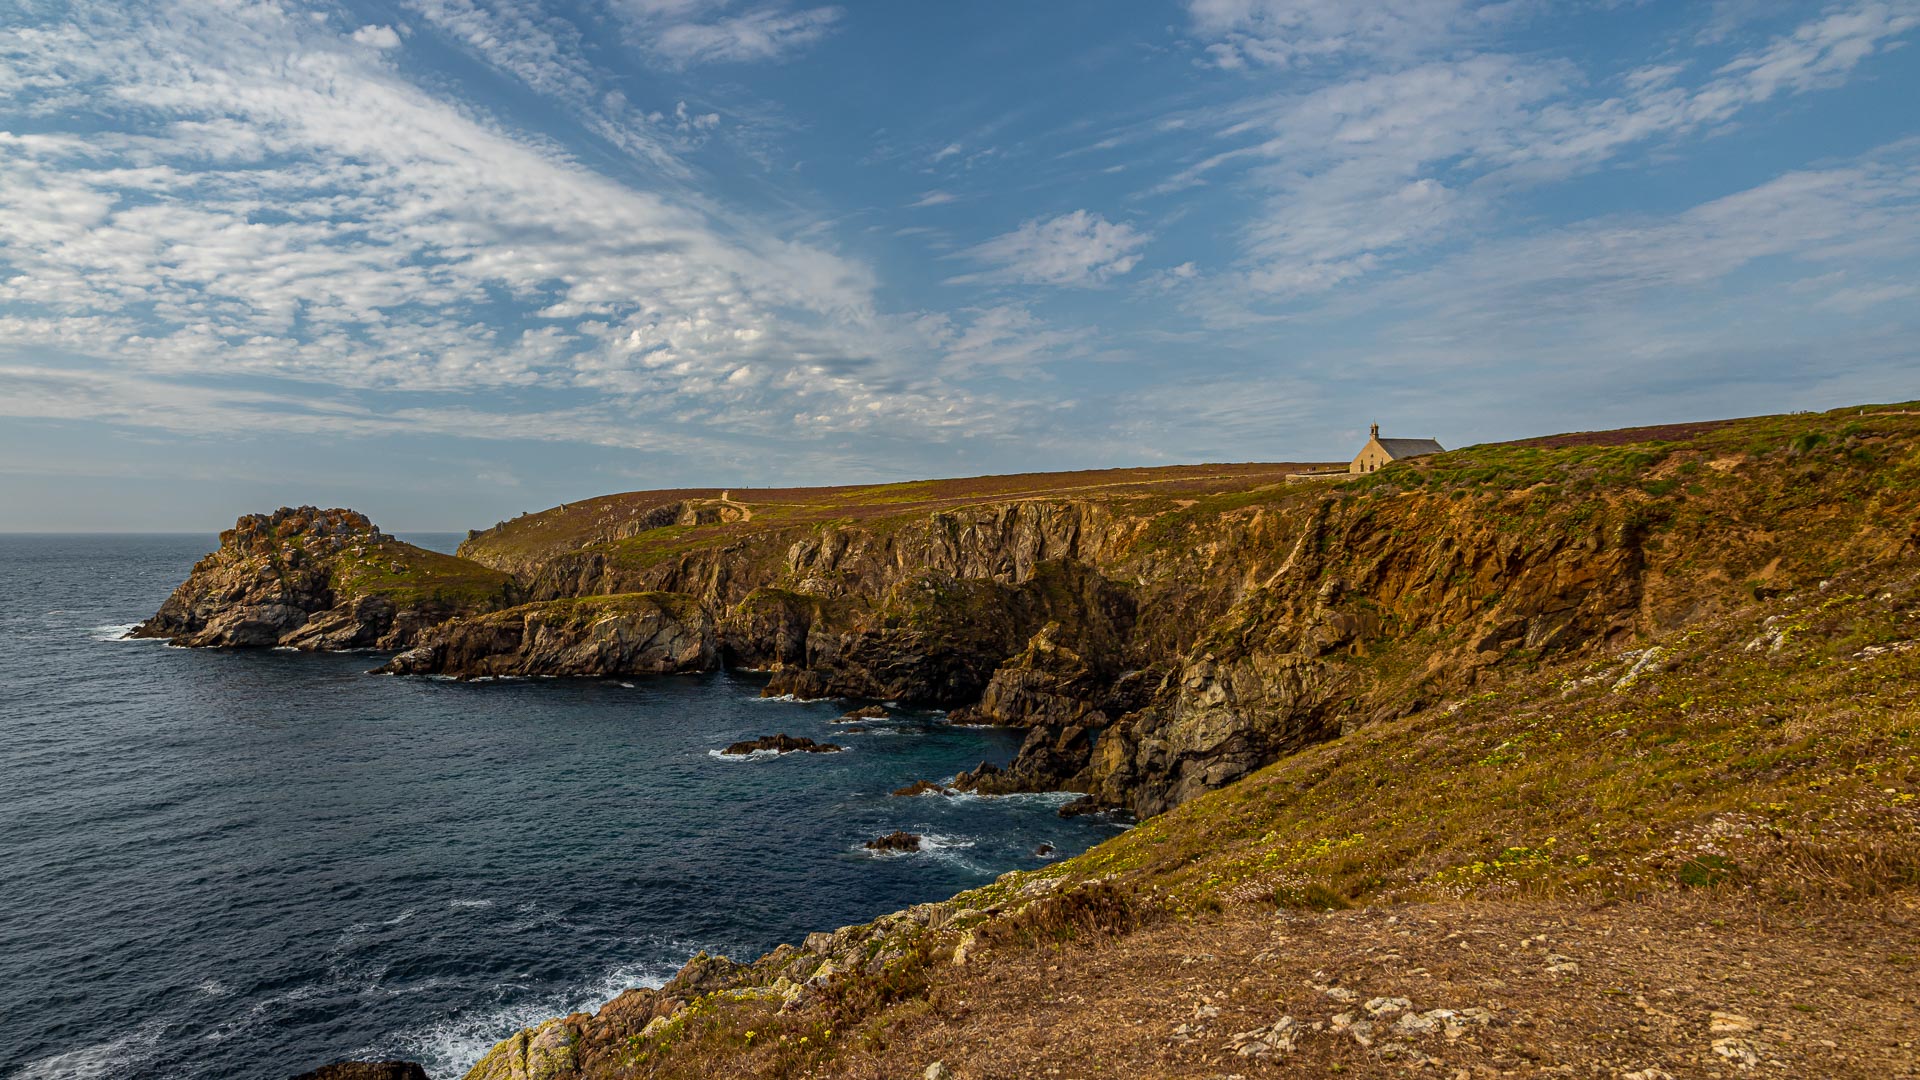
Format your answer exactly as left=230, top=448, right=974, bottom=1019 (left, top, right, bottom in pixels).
left=450, top=898, right=494, bottom=909
left=706, top=745, right=848, bottom=762
left=379, top=957, right=683, bottom=1078
left=707, top=748, right=781, bottom=762
left=943, top=789, right=1084, bottom=808
left=856, top=832, right=980, bottom=870
left=87, top=623, right=143, bottom=642
left=17, top=1022, right=165, bottom=1079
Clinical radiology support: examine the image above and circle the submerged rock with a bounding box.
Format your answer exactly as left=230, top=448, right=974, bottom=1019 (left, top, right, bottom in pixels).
left=720, top=733, right=842, bottom=756
left=864, top=831, right=923, bottom=852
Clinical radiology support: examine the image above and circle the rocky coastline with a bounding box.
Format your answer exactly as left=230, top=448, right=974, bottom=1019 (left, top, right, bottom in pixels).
left=136, top=409, right=1920, bottom=1079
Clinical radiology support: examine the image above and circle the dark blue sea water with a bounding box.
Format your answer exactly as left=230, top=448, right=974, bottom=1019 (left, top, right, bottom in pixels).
left=0, top=534, right=1123, bottom=1079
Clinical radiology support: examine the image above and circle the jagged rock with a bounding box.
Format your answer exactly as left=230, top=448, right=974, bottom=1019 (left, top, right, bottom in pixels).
left=291, top=1063, right=429, bottom=1080
left=891, top=779, right=952, bottom=797
left=761, top=563, right=1137, bottom=707
left=663, top=951, right=746, bottom=996
left=719, top=588, right=815, bottom=669
left=465, top=1017, right=579, bottom=1080
left=842, top=704, right=891, bottom=720
left=1056, top=795, right=1103, bottom=818
left=864, top=831, right=922, bottom=852
left=721, top=734, right=841, bottom=756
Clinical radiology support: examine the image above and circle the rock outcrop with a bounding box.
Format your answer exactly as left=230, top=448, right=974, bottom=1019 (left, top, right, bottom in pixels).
left=718, top=734, right=841, bottom=756
left=131, top=507, right=514, bottom=650
left=864, top=831, right=923, bottom=852
left=380, top=593, right=717, bottom=678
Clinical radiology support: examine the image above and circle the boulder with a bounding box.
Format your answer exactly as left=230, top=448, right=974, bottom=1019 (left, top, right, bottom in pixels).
left=864, top=831, right=923, bottom=852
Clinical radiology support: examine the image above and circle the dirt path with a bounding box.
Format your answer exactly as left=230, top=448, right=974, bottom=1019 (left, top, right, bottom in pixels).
left=820, top=893, right=1920, bottom=1079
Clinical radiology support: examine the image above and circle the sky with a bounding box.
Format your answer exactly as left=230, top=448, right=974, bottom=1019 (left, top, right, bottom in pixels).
left=2, top=0, right=1917, bottom=531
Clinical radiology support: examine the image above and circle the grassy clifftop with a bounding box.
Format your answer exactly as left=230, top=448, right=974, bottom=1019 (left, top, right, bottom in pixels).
left=456, top=461, right=1338, bottom=573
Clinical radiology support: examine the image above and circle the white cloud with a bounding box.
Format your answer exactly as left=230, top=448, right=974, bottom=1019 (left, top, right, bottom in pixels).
left=1186, top=0, right=1522, bottom=68
left=923, top=304, right=1087, bottom=374
left=949, top=210, right=1152, bottom=287
left=351, top=24, right=403, bottom=49
left=1373, top=144, right=1920, bottom=322
left=909, top=189, right=958, bottom=207
left=0, top=0, right=1068, bottom=449
left=628, top=3, right=843, bottom=67
left=401, top=0, right=683, bottom=168
left=1161, top=2, right=1920, bottom=299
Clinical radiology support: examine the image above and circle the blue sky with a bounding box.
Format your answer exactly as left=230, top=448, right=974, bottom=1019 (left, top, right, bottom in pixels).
left=2, top=0, right=1917, bottom=530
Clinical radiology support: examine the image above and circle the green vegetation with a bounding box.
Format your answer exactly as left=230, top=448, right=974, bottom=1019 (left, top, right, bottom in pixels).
left=1043, top=568, right=1920, bottom=912
left=333, top=540, right=516, bottom=609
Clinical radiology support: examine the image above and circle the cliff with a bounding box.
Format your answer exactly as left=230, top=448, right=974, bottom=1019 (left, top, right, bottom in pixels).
left=146, top=412, right=1920, bottom=823
left=146, top=408, right=1920, bottom=1078
left=378, top=408, right=1917, bottom=820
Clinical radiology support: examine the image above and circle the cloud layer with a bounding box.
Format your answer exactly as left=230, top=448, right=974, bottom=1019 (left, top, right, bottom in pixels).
left=1, top=0, right=1916, bottom=528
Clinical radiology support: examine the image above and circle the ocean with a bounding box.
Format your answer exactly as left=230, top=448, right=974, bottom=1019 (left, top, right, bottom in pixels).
left=0, top=534, right=1124, bottom=1079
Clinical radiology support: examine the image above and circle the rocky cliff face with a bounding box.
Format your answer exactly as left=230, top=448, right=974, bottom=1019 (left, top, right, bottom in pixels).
left=154, top=412, right=1920, bottom=821
left=380, top=592, right=718, bottom=678
left=132, top=507, right=515, bottom=650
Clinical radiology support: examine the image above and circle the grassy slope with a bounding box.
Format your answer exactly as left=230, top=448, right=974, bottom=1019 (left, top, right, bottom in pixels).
left=496, top=402, right=1920, bottom=1078
left=331, top=537, right=516, bottom=609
